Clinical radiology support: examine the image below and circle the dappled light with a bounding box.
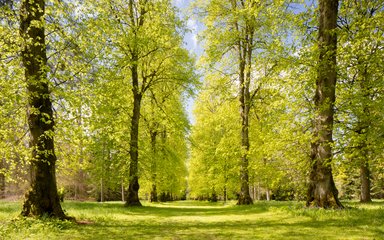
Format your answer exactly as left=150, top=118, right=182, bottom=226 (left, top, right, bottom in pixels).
left=1, top=0, right=383, bottom=238
left=1, top=200, right=383, bottom=239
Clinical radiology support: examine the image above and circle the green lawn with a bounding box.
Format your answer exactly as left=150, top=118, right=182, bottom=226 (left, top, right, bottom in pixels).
left=0, top=200, right=383, bottom=239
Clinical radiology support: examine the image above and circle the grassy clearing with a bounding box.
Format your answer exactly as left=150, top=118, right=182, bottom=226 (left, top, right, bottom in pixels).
left=0, top=200, right=383, bottom=239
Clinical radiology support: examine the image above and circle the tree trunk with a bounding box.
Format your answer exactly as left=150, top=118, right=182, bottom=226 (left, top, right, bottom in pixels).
left=100, top=178, right=104, bottom=202
left=237, top=70, right=253, bottom=205
left=358, top=66, right=372, bottom=203
left=307, top=0, right=343, bottom=209
left=121, top=181, right=125, bottom=202
left=126, top=53, right=142, bottom=206
left=360, top=161, right=371, bottom=202
left=237, top=24, right=253, bottom=205
left=19, top=0, right=69, bottom=219
left=76, top=106, right=86, bottom=200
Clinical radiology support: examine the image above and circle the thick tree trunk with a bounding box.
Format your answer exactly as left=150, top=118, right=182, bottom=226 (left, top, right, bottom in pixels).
left=360, top=161, right=371, bottom=202
left=237, top=22, right=254, bottom=205
left=126, top=56, right=142, bottom=206
left=125, top=0, right=147, bottom=207
left=307, top=0, right=343, bottom=209
left=237, top=63, right=252, bottom=204
left=20, top=0, right=68, bottom=219
left=230, top=0, right=252, bottom=205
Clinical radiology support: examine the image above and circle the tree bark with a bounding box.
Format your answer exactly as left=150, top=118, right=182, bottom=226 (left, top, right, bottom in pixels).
left=237, top=20, right=254, bottom=205
left=307, top=0, right=343, bottom=209
left=125, top=0, right=148, bottom=207
left=231, top=0, right=257, bottom=205
left=126, top=50, right=142, bottom=206
left=358, top=65, right=372, bottom=203
left=20, top=0, right=68, bottom=218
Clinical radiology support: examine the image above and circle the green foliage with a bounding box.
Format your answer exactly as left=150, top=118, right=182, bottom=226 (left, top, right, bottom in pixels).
left=1, top=0, right=196, bottom=202
left=189, top=0, right=312, bottom=201
left=189, top=75, right=240, bottom=199
left=333, top=0, right=384, bottom=200
left=0, top=0, right=383, bottom=209
left=0, top=1, right=29, bottom=190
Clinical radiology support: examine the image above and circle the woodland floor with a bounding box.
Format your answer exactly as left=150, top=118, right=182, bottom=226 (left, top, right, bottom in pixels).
left=0, top=200, right=383, bottom=239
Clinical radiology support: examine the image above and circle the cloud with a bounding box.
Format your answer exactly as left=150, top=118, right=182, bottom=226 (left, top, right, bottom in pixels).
left=187, top=18, right=197, bottom=31
left=187, top=19, right=198, bottom=48
left=173, top=0, right=185, bottom=8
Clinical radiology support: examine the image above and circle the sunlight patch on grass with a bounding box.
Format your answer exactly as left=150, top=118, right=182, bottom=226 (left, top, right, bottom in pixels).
left=0, top=200, right=383, bottom=239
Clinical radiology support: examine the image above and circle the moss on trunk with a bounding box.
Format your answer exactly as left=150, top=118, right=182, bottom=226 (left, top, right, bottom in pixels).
left=20, top=0, right=70, bottom=219
left=307, top=0, right=343, bottom=209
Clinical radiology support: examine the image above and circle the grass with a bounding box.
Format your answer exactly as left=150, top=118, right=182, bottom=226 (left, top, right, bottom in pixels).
left=0, top=200, right=383, bottom=239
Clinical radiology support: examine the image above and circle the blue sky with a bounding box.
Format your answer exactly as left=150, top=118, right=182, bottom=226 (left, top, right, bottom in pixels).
left=173, top=0, right=203, bottom=125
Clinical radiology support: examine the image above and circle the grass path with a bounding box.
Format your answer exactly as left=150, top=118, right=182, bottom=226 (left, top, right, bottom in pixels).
left=0, top=200, right=383, bottom=239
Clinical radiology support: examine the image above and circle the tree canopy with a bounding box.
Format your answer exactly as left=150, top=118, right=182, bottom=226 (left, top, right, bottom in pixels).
left=0, top=0, right=383, bottom=216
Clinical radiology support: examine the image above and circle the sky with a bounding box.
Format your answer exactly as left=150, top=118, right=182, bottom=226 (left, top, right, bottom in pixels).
left=173, top=0, right=203, bottom=56
left=173, top=0, right=203, bottom=125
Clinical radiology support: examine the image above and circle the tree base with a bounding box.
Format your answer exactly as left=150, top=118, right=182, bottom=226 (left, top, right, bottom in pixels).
left=306, top=198, right=343, bottom=209
left=125, top=177, right=142, bottom=207
left=21, top=189, right=73, bottom=220
left=150, top=184, right=157, bottom=202
left=125, top=200, right=142, bottom=207
left=306, top=180, right=343, bottom=209
left=359, top=198, right=372, bottom=203
left=237, top=195, right=253, bottom=205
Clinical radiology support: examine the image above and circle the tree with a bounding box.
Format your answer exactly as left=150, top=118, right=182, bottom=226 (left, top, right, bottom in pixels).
left=306, top=0, right=343, bottom=208
left=88, top=0, right=196, bottom=206
left=0, top=0, right=31, bottom=200
left=196, top=0, right=291, bottom=205
left=20, top=0, right=68, bottom=218
left=335, top=0, right=384, bottom=203
left=189, top=75, right=240, bottom=201
left=138, top=82, right=191, bottom=202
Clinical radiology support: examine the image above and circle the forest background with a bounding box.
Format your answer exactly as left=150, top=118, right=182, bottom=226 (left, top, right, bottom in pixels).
left=0, top=0, right=383, bottom=210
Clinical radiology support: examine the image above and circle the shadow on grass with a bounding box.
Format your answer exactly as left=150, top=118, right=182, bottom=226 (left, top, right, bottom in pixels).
left=2, top=200, right=383, bottom=239
left=0, top=201, right=21, bottom=214
left=64, top=200, right=273, bottom=217
left=124, top=205, right=269, bottom=217
left=70, top=210, right=384, bottom=240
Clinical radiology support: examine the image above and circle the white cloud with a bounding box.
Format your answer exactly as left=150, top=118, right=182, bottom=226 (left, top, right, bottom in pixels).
left=187, top=18, right=197, bottom=31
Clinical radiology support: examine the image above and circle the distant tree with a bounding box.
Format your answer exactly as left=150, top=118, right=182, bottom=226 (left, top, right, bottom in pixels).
left=196, top=0, right=292, bottom=205
left=88, top=0, right=196, bottom=206
left=335, top=0, right=384, bottom=203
